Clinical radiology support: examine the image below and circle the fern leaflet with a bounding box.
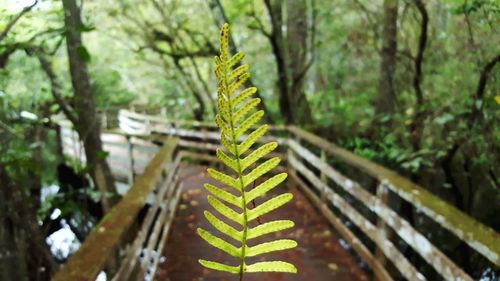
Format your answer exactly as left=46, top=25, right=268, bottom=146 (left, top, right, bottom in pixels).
left=197, top=23, right=297, bottom=278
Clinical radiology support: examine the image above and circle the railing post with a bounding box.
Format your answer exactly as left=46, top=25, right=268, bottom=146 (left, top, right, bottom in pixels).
left=145, top=118, right=151, bottom=135
left=286, top=135, right=297, bottom=187
left=320, top=150, right=328, bottom=202
left=374, top=181, right=389, bottom=269
left=126, top=135, right=135, bottom=185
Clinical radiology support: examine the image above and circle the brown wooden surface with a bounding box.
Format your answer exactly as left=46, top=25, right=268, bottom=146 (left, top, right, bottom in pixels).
left=154, top=165, right=368, bottom=281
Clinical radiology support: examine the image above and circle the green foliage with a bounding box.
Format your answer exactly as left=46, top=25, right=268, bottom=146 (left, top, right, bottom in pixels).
left=76, top=45, right=92, bottom=62
left=197, top=24, right=297, bottom=277
left=92, top=69, right=135, bottom=107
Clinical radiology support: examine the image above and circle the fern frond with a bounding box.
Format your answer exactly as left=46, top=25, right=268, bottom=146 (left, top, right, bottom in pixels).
left=204, top=211, right=242, bottom=242
left=240, top=142, right=278, bottom=171
left=199, top=259, right=240, bottom=274
left=238, top=125, right=268, bottom=155
left=247, top=193, right=293, bottom=221
left=207, top=196, right=244, bottom=225
left=203, top=183, right=241, bottom=207
left=246, top=261, right=297, bottom=273
left=234, top=110, right=264, bottom=139
left=197, top=228, right=241, bottom=257
left=246, top=239, right=298, bottom=257
left=233, top=98, right=261, bottom=124
left=232, top=87, right=257, bottom=109
left=247, top=220, right=295, bottom=239
left=242, top=157, right=281, bottom=187
left=197, top=23, right=297, bottom=277
left=246, top=173, right=288, bottom=202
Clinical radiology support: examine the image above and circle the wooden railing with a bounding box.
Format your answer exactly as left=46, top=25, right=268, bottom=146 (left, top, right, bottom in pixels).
left=53, top=110, right=499, bottom=281
left=52, top=137, right=179, bottom=281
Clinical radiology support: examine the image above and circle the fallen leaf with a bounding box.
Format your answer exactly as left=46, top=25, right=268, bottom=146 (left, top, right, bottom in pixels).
left=328, top=263, right=338, bottom=271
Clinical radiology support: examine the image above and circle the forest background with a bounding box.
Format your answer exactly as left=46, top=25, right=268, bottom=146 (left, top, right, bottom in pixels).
left=0, top=0, right=499, bottom=280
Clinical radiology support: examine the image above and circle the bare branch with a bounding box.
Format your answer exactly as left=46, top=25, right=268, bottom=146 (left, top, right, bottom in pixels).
left=27, top=47, right=79, bottom=124
left=411, top=0, right=428, bottom=105
left=408, top=0, right=429, bottom=150
left=249, top=1, right=272, bottom=38
left=471, top=54, right=500, bottom=122
left=0, top=0, right=38, bottom=41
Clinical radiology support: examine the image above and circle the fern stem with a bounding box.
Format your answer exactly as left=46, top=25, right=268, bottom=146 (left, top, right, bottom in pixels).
left=222, top=58, right=249, bottom=280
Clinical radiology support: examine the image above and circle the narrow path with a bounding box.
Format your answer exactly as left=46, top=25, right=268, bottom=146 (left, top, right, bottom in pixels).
left=155, top=165, right=368, bottom=281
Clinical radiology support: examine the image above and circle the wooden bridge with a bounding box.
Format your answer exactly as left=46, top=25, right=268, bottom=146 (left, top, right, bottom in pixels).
left=52, top=110, right=499, bottom=281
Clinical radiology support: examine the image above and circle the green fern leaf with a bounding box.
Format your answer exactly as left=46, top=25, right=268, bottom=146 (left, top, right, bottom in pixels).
left=240, top=142, right=278, bottom=171
left=198, top=23, right=297, bottom=278
left=233, top=98, right=261, bottom=124
left=207, top=196, right=243, bottom=225
left=242, top=157, right=281, bottom=187
left=197, top=228, right=240, bottom=258
left=229, top=72, right=250, bottom=94
left=220, top=134, right=236, bottom=155
left=247, top=220, right=295, bottom=239
left=246, top=261, right=298, bottom=273
left=207, top=168, right=240, bottom=191
left=232, top=87, right=257, bottom=108
left=227, top=52, right=245, bottom=69
left=204, top=211, right=242, bottom=242
left=216, top=149, right=239, bottom=173
left=246, top=173, right=288, bottom=202
left=199, top=259, right=240, bottom=274
left=228, top=64, right=250, bottom=83
left=203, top=183, right=241, bottom=207
left=246, top=239, right=298, bottom=257
left=247, top=193, right=293, bottom=221
left=238, top=125, right=268, bottom=155
left=234, top=110, right=264, bottom=139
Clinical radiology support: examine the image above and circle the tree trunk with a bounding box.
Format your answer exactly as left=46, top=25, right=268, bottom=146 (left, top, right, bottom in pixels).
left=172, top=59, right=206, bottom=121
left=62, top=0, right=117, bottom=211
left=264, top=0, right=313, bottom=125
left=286, top=0, right=314, bottom=125
left=264, top=0, right=291, bottom=123
left=408, top=0, right=429, bottom=151
left=0, top=167, right=57, bottom=281
left=375, top=0, right=398, bottom=115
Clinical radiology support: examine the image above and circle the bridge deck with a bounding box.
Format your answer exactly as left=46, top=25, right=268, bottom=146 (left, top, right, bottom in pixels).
left=154, top=165, right=368, bottom=281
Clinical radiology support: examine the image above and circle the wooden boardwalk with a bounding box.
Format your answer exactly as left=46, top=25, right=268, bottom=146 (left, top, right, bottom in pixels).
left=53, top=110, right=500, bottom=281
left=154, top=165, right=368, bottom=281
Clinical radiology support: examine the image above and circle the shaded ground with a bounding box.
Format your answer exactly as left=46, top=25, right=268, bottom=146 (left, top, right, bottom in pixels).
left=155, top=165, right=368, bottom=281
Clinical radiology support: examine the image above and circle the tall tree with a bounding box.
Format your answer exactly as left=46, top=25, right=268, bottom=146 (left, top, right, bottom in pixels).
left=252, top=0, right=315, bottom=125
left=0, top=4, right=57, bottom=280
left=286, top=0, right=314, bottom=125
left=374, top=0, right=398, bottom=115
left=62, top=0, right=117, bottom=211
left=0, top=168, right=57, bottom=281
left=408, top=0, right=429, bottom=151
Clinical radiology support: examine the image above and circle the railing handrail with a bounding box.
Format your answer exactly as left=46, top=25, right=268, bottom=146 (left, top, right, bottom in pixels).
left=51, top=137, right=178, bottom=281
left=286, top=125, right=500, bottom=266
left=118, top=109, right=288, bottom=132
